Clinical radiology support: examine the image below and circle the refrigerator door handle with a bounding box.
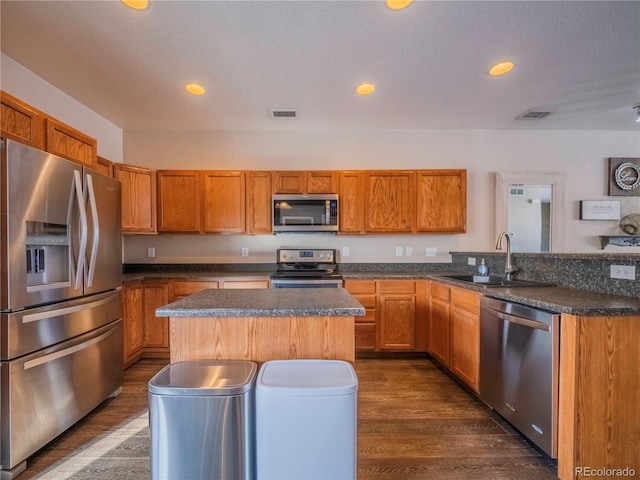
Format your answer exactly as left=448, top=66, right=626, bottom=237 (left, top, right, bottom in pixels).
left=73, top=170, right=88, bottom=290
left=85, top=173, right=100, bottom=287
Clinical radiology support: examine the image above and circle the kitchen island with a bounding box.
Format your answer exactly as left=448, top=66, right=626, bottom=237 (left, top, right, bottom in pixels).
left=156, top=288, right=365, bottom=364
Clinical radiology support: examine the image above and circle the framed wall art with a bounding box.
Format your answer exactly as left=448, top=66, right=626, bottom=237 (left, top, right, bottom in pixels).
left=608, top=158, right=640, bottom=196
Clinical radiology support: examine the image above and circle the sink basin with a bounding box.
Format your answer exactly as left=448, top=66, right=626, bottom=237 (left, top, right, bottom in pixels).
left=435, top=274, right=554, bottom=288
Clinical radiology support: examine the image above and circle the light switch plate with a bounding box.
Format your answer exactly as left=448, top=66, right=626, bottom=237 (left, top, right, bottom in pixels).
left=395, top=247, right=403, bottom=257
left=468, top=257, right=476, bottom=266
left=147, top=247, right=155, bottom=258
left=425, top=247, right=437, bottom=257
left=241, top=247, right=249, bottom=257
left=342, top=246, right=350, bottom=257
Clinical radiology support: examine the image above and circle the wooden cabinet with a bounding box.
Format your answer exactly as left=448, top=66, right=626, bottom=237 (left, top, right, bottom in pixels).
left=45, top=117, right=97, bottom=168
left=417, top=170, right=466, bottom=233
left=344, top=279, right=377, bottom=351
left=246, top=171, right=272, bottom=234
left=157, top=170, right=201, bottom=233
left=1, top=90, right=44, bottom=149
left=202, top=171, right=245, bottom=233
left=221, top=280, right=270, bottom=289
left=142, top=282, right=170, bottom=357
left=339, top=171, right=365, bottom=233
left=429, top=281, right=451, bottom=366
left=345, top=279, right=427, bottom=353
left=123, top=282, right=145, bottom=366
left=95, top=156, right=114, bottom=176
left=365, top=171, right=415, bottom=232
left=450, top=287, right=480, bottom=391
left=114, top=164, right=157, bottom=233
left=171, top=281, right=219, bottom=301
left=428, top=281, right=480, bottom=391
left=272, top=171, right=339, bottom=194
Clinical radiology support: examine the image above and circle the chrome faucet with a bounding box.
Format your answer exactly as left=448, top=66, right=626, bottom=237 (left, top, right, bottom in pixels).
left=495, top=232, right=518, bottom=280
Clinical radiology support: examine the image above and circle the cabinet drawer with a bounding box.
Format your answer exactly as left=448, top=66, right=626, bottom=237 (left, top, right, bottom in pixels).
left=430, top=281, right=450, bottom=302
left=355, top=324, right=376, bottom=351
left=451, top=288, right=480, bottom=314
left=344, top=279, right=376, bottom=294
left=353, top=294, right=376, bottom=309
left=379, top=280, right=416, bottom=294
left=172, top=281, right=219, bottom=299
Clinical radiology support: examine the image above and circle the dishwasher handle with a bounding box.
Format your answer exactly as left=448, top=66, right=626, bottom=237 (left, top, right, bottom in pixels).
left=495, top=311, right=550, bottom=331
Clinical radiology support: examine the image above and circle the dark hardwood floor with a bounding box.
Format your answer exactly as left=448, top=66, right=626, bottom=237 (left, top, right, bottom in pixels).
left=18, top=357, right=558, bottom=479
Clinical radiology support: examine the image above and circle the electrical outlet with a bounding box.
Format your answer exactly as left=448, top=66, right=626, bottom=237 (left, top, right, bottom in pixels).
left=425, top=247, right=437, bottom=257
left=610, top=265, right=636, bottom=280
left=147, top=247, right=155, bottom=258
left=405, top=246, right=413, bottom=256
left=342, top=246, right=350, bottom=257
left=241, top=247, right=249, bottom=257
left=468, top=257, right=476, bottom=266
left=395, top=246, right=403, bottom=257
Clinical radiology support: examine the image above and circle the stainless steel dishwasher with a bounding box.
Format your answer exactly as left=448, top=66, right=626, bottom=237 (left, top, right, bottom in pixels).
left=479, top=296, right=560, bottom=458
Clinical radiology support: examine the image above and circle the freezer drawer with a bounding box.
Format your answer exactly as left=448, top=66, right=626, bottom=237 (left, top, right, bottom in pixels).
left=0, top=290, right=121, bottom=360
left=0, top=320, right=123, bottom=470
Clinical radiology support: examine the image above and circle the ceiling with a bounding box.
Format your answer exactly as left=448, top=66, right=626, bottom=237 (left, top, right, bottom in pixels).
left=1, top=1, right=639, bottom=132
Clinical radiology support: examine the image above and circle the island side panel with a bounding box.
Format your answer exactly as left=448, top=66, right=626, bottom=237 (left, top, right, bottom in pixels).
left=169, top=315, right=355, bottom=364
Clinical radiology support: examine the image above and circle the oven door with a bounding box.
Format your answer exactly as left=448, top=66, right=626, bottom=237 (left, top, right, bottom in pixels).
left=271, top=278, right=343, bottom=288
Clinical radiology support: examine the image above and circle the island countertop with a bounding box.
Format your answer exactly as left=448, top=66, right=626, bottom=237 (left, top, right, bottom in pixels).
left=156, top=288, right=366, bottom=318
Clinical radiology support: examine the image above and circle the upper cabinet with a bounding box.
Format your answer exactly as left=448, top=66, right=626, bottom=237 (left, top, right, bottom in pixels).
left=246, top=171, right=272, bottom=234
left=95, top=156, right=114, bottom=177
left=272, top=171, right=339, bottom=194
left=115, top=164, right=157, bottom=234
left=339, top=171, right=365, bottom=234
left=417, top=170, right=466, bottom=233
left=202, top=171, right=246, bottom=233
left=1, top=91, right=45, bottom=149
left=366, top=171, right=415, bottom=233
left=157, top=170, right=201, bottom=233
left=45, top=117, right=97, bottom=168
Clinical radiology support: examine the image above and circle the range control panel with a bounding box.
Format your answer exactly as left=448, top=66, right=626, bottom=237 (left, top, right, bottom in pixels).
left=277, top=248, right=336, bottom=263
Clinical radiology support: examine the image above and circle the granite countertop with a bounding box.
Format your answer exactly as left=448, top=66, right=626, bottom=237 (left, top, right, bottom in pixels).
left=156, top=288, right=366, bottom=318
left=123, top=271, right=273, bottom=284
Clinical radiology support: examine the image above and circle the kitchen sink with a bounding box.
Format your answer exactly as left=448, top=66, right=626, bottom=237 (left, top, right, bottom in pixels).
left=435, top=274, right=554, bottom=288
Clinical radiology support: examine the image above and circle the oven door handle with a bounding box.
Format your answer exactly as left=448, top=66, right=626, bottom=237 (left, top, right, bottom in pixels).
left=496, top=311, right=550, bottom=331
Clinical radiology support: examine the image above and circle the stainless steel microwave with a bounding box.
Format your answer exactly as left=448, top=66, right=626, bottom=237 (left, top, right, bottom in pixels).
left=272, top=194, right=338, bottom=233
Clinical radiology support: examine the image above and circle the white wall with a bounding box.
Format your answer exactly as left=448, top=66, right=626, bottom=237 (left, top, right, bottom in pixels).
left=123, top=128, right=640, bottom=263
left=1, top=53, right=124, bottom=162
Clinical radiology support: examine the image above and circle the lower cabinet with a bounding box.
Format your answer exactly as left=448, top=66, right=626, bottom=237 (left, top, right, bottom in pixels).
left=428, top=280, right=480, bottom=391
left=123, top=282, right=144, bottom=366
left=344, top=279, right=427, bottom=353
left=142, top=282, right=171, bottom=358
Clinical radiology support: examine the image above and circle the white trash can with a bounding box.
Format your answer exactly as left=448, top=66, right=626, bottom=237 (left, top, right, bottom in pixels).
left=256, top=359, right=358, bottom=480
left=148, top=359, right=257, bottom=480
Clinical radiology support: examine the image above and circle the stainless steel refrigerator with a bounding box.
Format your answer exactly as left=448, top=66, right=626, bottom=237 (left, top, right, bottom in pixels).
left=0, top=138, right=123, bottom=478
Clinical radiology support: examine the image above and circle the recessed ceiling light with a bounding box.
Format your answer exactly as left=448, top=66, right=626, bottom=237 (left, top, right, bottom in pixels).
left=489, top=62, right=514, bottom=76
left=356, top=83, right=376, bottom=95
left=185, top=83, right=205, bottom=95
left=122, top=0, right=148, bottom=10
left=386, top=0, right=413, bottom=10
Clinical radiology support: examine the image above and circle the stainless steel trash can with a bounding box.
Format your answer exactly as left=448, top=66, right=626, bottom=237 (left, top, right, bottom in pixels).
left=148, top=359, right=257, bottom=480
left=256, top=359, right=358, bottom=480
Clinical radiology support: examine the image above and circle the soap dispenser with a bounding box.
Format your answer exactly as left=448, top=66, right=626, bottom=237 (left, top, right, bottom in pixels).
left=478, top=258, right=489, bottom=276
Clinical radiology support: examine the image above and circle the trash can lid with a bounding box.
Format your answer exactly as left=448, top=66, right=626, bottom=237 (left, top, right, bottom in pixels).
left=148, top=360, right=257, bottom=396
left=257, top=360, right=358, bottom=396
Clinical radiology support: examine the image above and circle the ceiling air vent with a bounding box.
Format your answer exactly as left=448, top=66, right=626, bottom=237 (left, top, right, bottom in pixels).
left=516, top=109, right=554, bottom=120
left=271, top=109, right=298, bottom=119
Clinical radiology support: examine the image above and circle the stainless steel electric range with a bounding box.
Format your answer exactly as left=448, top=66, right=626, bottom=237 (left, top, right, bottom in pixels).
left=271, top=248, right=342, bottom=288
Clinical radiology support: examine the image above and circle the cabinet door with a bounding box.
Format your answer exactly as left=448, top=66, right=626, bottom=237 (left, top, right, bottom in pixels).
left=307, top=171, right=339, bottom=193
left=1, top=91, right=44, bottom=148
left=202, top=171, right=246, bottom=233
left=429, top=296, right=451, bottom=366
left=95, top=156, right=114, bottom=177
left=157, top=171, right=201, bottom=233
left=171, top=281, right=219, bottom=301
left=123, top=283, right=145, bottom=365
left=451, top=307, right=480, bottom=391
left=115, top=164, right=157, bottom=233
left=345, top=280, right=377, bottom=351
left=143, top=283, right=170, bottom=355
left=366, top=171, right=415, bottom=232
left=45, top=117, right=97, bottom=167
left=339, top=171, right=365, bottom=233
left=417, top=170, right=466, bottom=233
left=272, top=171, right=305, bottom=193
left=246, top=171, right=272, bottom=234
left=378, top=280, right=416, bottom=350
